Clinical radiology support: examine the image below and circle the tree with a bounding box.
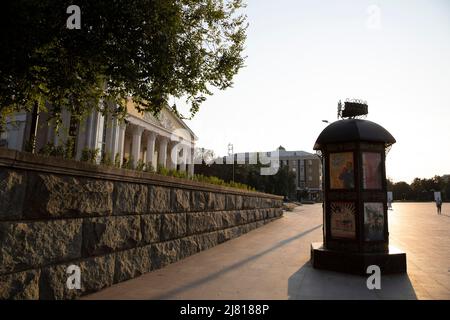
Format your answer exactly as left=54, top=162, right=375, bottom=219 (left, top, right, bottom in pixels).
left=389, top=175, right=449, bottom=201
left=391, top=181, right=412, bottom=201
left=0, top=0, right=247, bottom=130
left=194, top=161, right=296, bottom=197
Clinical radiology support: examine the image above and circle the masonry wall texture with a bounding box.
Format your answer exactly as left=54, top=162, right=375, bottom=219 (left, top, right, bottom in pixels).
left=0, top=149, right=283, bottom=299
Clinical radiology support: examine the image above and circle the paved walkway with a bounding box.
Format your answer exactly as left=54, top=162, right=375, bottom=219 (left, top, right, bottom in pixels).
left=84, top=203, right=450, bottom=300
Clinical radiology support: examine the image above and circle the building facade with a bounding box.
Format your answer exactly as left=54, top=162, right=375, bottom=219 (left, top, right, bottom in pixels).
left=276, top=146, right=322, bottom=201
left=231, top=146, right=323, bottom=201
left=0, top=99, right=197, bottom=175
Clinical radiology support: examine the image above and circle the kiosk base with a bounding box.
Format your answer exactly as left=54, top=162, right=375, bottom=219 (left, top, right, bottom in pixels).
left=310, top=242, right=407, bottom=275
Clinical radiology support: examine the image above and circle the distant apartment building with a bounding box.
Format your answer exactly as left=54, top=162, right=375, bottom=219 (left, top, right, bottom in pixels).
left=276, top=146, right=322, bottom=201
left=233, top=146, right=323, bottom=201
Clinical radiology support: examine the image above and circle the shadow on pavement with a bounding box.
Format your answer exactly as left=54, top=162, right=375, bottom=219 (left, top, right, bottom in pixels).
left=152, top=224, right=323, bottom=299
left=288, top=261, right=417, bottom=300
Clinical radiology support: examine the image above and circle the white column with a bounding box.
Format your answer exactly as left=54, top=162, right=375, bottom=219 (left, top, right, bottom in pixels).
left=145, top=132, right=157, bottom=170
left=117, top=122, right=126, bottom=166
left=82, top=109, right=104, bottom=163
left=105, top=115, right=119, bottom=160
left=83, top=112, right=93, bottom=149
left=158, top=137, right=168, bottom=168
left=188, top=144, right=195, bottom=176
left=179, top=143, right=187, bottom=172
left=168, top=141, right=179, bottom=170
left=94, top=111, right=105, bottom=158
left=34, top=111, right=49, bottom=152
left=131, top=125, right=144, bottom=167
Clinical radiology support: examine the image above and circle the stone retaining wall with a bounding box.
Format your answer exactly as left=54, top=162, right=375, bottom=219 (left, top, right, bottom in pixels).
left=0, top=149, right=283, bottom=299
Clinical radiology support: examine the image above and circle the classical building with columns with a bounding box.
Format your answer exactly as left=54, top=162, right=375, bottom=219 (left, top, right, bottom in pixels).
left=0, top=99, right=197, bottom=175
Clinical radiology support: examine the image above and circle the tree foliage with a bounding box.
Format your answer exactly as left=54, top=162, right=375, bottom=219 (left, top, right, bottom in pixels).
left=0, top=0, right=247, bottom=129
left=195, top=162, right=297, bottom=198
left=388, top=175, right=450, bottom=201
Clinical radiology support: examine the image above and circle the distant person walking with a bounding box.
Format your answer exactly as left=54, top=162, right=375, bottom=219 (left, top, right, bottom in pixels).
left=436, top=198, right=442, bottom=215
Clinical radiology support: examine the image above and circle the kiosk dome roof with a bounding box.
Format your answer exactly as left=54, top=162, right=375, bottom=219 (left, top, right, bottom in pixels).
left=313, top=119, right=396, bottom=150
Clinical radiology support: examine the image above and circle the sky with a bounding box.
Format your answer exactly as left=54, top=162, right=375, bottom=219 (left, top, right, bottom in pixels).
left=182, top=0, right=450, bottom=183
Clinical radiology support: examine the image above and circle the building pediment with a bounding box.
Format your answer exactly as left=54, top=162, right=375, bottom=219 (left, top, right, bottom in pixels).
left=126, top=99, right=197, bottom=141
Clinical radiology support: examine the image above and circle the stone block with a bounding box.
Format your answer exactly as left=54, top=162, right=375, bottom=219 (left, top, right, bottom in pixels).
left=187, top=212, right=222, bottom=235
left=24, top=173, right=113, bottom=218
left=235, top=211, right=248, bottom=224
left=141, top=214, right=161, bottom=244
left=246, top=210, right=256, bottom=222
left=235, top=195, right=243, bottom=210
left=39, top=264, right=81, bottom=300
left=0, top=269, right=40, bottom=299
left=114, top=247, right=151, bottom=283
left=0, top=219, right=82, bottom=274
left=40, top=254, right=115, bottom=299
left=190, top=191, right=208, bottom=211
left=179, top=236, right=200, bottom=258
left=243, top=196, right=256, bottom=209
left=254, top=197, right=261, bottom=209
left=227, top=226, right=242, bottom=240
left=256, top=220, right=265, bottom=228
left=149, top=240, right=181, bottom=270
left=114, top=182, right=148, bottom=215
left=275, top=208, right=284, bottom=217
left=148, top=186, right=171, bottom=213
left=220, top=211, right=238, bottom=228
left=196, top=232, right=219, bottom=251
left=0, top=169, right=26, bottom=220
left=82, top=216, right=141, bottom=256
left=217, top=229, right=228, bottom=244
left=248, top=223, right=256, bottom=232
left=255, top=210, right=263, bottom=221
left=208, top=193, right=225, bottom=211
left=275, top=199, right=283, bottom=208
left=80, top=254, right=115, bottom=295
left=260, top=198, right=273, bottom=209
left=225, top=194, right=236, bottom=210
left=171, top=188, right=190, bottom=212
left=240, top=224, right=250, bottom=234
left=161, top=213, right=187, bottom=241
